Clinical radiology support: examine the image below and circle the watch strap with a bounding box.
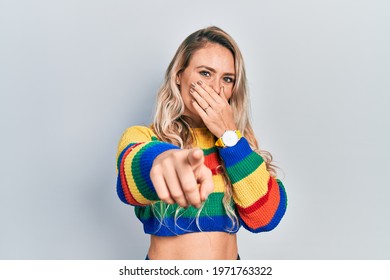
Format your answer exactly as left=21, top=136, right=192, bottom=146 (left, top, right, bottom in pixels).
left=215, top=130, right=242, bottom=147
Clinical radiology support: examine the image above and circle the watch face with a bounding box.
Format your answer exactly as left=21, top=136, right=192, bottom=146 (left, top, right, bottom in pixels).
left=223, top=130, right=239, bottom=147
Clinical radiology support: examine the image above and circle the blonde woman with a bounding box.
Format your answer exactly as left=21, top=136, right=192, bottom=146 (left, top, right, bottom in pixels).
left=116, top=26, right=287, bottom=260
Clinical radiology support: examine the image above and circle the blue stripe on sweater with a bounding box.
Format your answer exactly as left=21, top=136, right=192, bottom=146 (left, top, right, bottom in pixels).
left=116, top=143, right=138, bottom=204
left=139, top=214, right=240, bottom=236
left=116, top=175, right=129, bottom=204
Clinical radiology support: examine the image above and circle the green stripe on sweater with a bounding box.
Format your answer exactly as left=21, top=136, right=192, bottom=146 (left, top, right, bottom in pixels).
left=203, top=147, right=218, bottom=156
left=226, top=152, right=264, bottom=184
left=134, top=193, right=233, bottom=220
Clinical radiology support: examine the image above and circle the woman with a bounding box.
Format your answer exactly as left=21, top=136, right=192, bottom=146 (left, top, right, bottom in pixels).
left=116, top=26, right=287, bottom=260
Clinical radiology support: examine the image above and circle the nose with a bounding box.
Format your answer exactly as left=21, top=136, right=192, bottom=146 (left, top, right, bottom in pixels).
left=209, top=78, right=221, bottom=94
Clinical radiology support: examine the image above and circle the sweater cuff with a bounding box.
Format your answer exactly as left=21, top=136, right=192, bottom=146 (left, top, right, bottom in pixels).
left=118, top=141, right=180, bottom=204
left=217, top=137, right=253, bottom=168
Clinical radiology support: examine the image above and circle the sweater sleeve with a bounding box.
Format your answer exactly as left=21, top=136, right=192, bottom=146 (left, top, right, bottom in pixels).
left=116, top=126, right=180, bottom=206
left=218, top=137, right=287, bottom=233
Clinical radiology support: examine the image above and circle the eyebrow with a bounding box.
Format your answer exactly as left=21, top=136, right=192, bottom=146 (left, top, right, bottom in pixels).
left=195, top=65, right=235, bottom=77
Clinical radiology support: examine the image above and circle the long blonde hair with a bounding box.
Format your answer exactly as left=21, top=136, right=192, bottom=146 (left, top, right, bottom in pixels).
left=152, top=26, right=276, bottom=231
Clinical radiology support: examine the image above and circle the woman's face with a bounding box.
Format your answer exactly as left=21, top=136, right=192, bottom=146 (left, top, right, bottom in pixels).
left=177, top=43, right=235, bottom=126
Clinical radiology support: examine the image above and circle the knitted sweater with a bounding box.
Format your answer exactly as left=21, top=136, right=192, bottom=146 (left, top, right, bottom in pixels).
left=116, top=126, right=287, bottom=236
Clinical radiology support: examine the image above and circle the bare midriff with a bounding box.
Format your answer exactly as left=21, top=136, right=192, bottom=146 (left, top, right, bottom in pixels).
left=148, top=232, right=238, bottom=260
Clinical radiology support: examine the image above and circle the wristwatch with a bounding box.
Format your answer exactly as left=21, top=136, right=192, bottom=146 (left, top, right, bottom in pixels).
left=215, top=130, right=242, bottom=148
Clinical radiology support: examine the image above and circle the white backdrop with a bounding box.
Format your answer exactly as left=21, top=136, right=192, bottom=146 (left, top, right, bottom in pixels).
left=1, top=0, right=389, bottom=259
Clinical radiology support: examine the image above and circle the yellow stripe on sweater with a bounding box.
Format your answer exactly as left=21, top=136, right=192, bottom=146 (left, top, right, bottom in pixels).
left=212, top=174, right=226, bottom=193
left=123, top=142, right=152, bottom=205
left=232, top=162, right=270, bottom=208
left=117, top=126, right=156, bottom=159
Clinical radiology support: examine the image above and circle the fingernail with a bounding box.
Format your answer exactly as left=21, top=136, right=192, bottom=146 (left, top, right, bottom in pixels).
left=191, top=82, right=196, bottom=88
left=189, top=88, right=194, bottom=94
left=197, top=80, right=203, bottom=85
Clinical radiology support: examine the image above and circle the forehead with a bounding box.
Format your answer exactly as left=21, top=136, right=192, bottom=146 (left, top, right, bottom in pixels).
left=189, top=43, right=235, bottom=73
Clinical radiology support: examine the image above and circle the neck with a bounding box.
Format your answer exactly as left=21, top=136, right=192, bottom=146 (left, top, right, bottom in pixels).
left=182, top=114, right=206, bottom=128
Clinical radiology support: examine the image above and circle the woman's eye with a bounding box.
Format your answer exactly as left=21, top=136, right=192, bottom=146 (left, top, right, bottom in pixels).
left=224, top=77, right=234, bottom=83
left=199, top=71, right=210, bottom=77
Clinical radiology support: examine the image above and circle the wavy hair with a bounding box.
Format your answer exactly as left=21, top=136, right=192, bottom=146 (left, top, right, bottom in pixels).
left=151, top=26, right=276, bottom=231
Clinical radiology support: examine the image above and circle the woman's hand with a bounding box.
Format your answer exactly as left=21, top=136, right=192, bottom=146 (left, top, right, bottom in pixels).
left=190, top=80, right=237, bottom=138
left=150, top=148, right=214, bottom=209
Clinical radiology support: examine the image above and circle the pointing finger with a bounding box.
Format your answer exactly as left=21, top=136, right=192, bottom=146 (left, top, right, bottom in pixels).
left=197, top=165, right=214, bottom=202
left=187, top=148, right=204, bottom=170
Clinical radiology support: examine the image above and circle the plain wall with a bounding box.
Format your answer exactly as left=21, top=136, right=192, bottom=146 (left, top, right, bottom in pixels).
left=1, top=0, right=389, bottom=259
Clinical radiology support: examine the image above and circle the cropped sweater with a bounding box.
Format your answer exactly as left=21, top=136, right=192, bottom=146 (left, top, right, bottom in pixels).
left=116, top=126, right=287, bottom=236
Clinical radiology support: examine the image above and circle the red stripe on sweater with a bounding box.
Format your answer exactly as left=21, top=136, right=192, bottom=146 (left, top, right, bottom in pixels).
left=120, top=143, right=144, bottom=206
left=204, top=153, right=224, bottom=175
left=236, top=178, right=273, bottom=215
left=236, top=177, right=280, bottom=229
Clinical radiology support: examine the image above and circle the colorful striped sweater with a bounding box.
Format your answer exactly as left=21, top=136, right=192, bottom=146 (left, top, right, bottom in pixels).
left=116, top=126, right=287, bottom=236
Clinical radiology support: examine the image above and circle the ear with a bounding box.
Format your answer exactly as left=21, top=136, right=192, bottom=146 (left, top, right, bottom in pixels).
left=176, top=73, right=181, bottom=85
